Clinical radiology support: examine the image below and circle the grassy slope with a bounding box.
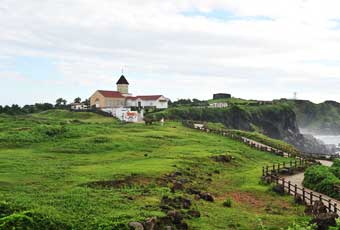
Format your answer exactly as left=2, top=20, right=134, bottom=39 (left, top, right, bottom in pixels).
left=0, top=110, right=308, bottom=229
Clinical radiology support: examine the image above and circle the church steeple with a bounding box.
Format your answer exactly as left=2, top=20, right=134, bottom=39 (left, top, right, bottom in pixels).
left=116, top=75, right=129, bottom=94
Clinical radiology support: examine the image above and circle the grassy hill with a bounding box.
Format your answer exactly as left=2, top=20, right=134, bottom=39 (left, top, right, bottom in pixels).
left=0, top=110, right=308, bottom=229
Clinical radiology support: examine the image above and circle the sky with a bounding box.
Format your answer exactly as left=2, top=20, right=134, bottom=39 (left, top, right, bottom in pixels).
left=1, top=0, right=340, bottom=105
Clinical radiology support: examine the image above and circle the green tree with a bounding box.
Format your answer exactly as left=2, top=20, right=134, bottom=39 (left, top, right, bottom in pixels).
left=74, top=97, right=81, bottom=103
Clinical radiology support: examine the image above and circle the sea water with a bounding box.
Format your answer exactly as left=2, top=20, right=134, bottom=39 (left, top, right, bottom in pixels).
left=313, top=135, right=340, bottom=146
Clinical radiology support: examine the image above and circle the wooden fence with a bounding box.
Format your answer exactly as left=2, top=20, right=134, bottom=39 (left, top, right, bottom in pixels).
left=182, top=120, right=340, bottom=160
left=182, top=120, right=295, bottom=158
left=263, top=161, right=340, bottom=216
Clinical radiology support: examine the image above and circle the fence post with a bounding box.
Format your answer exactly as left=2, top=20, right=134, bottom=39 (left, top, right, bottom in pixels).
left=262, top=167, right=265, bottom=177
left=294, top=184, right=297, bottom=197
left=319, top=195, right=322, bottom=201
left=310, top=192, right=313, bottom=205
left=302, top=188, right=306, bottom=203
left=328, top=199, right=332, bottom=212
left=294, top=160, right=297, bottom=168
left=288, top=181, right=291, bottom=195
left=334, top=203, right=337, bottom=214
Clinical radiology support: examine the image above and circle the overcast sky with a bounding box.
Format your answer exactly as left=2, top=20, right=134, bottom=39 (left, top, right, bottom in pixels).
left=1, top=0, right=340, bottom=105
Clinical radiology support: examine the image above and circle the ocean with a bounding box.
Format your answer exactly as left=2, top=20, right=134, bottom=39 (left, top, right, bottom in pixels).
left=313, top=135, right=340, bottom=146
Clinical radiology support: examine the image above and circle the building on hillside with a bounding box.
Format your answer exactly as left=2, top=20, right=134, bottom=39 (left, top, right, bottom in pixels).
left=70, top=103, right=88, bottom=110
left=90, top=75, right=169, bottom=109
left=213, top=93, right=231, bottom=100
left=209, top=102, right=229, bottom=108
left=89, top=75, right=169, bottom=122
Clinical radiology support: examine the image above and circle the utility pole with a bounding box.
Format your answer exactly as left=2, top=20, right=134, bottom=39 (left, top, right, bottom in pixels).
left=293, top=92, right=297, bottom=100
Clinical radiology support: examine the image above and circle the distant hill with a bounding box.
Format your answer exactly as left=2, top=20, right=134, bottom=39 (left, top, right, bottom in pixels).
left=281, top=99, right=340, bottom=135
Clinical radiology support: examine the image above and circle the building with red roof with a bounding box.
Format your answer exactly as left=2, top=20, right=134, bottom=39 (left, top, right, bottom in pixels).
left=90, top=75, right=169, bottom=109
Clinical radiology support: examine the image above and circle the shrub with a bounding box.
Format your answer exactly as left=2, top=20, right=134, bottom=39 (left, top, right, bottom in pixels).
left=0, top=211, right=71, bottom=230
left=303, top=165, right=340, bottom=200
left=223, top=198, right=232, bottom=207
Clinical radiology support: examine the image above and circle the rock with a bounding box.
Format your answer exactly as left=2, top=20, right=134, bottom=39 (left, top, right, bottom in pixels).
left=182, top=198, right=192, bottom=209
left=200, top=192, right=214, bottom=202
left=312, top=201, right=328, bottom=215
left=272, top=184, right=285, bottom=195
left=194, top=194, right=201, bottom=200
left=175, top=222, right=189, bottom=230
left=187, top=210, right=201, bottom=218
left=171, top=181, right=184, bottom=192
left=143, top=217, right=157, bottom=230
left=167, top=210, right=183, bottom=224
left=186, top=188, right=201, bottom=195
left=161, top=196, right=192, bottom=209
left=128, top=222, right=144, bottom=230
left=311, top=213, right=339, bottom=230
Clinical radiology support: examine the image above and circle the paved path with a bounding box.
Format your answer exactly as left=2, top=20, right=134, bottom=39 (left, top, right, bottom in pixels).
left=241, top=137, right=291, bottom=157
left=283, top=160, right=340, bottom=214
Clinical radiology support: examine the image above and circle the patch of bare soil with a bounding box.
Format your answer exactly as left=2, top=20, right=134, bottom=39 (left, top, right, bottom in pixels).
left=85, top=175, right=152, bottom=189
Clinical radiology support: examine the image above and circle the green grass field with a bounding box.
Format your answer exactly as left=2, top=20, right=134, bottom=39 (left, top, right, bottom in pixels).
left=0, top=110, right=309, bottom=229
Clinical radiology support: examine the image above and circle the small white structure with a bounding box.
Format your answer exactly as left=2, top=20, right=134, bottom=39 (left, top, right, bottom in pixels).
left=194, top=124, right=205, bottom=129
left=102, top=107, right=144, bottom=123
left=209, top=102, right=229, bottom=108
left=70, top=103, right=88, bottom=110
left=126, top=95, right=169, bottom=109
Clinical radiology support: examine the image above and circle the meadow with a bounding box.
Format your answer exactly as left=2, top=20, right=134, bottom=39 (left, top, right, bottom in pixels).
left=0, top=110, right=309, bottom=229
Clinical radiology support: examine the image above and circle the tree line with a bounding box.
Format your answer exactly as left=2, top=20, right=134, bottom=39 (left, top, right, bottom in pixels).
left=0, top=97, right=89, bottom=115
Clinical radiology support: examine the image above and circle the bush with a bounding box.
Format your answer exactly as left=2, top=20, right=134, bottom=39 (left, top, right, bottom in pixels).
left=223, top=198, right=232, bottom=207
left=0, top=211, right=71, bottom=230
left=303, top=165, right=340, bottom=200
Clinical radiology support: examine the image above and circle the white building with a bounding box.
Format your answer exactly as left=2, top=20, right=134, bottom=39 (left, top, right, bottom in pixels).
left=90, top=75, right=169, bottom=110
left=89, top=75, right=169, bottom=122
left=70, top=103, right=88, bottom=110
left=209, top=102, right=229, bottom=108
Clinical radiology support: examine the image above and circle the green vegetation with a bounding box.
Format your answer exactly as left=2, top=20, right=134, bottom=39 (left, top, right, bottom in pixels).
left=282, top=99, right=340, bottom=134
left=222, top=198, right=232, bottom=208
left=303, top=159, right=340, bottom=199
left=208, top=97, right=256, bottom=105
left=0, top=110, right=309, bottom=229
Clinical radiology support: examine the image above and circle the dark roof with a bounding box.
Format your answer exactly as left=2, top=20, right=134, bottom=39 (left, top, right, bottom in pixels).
left=116, top=75, right=129, bottom=85
left=98, top=90, right=124, bottom=98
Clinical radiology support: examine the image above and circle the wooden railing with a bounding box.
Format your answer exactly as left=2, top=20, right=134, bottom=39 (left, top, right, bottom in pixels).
left=263, top=161, right=340, bottom=216
left=182, top=120, right=296, bottom=158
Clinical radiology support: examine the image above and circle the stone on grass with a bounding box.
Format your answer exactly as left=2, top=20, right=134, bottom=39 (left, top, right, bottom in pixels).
left=128, top=222, right=144, bottom=230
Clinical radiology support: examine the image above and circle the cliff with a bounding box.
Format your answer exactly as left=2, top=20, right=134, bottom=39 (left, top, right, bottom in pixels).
left=281, top=99, right=340, bottom=135
left=151, top=104, right=332, bottom=154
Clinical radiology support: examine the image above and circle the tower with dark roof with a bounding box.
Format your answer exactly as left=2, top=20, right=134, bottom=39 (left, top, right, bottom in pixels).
left=116, top=75, right=129, bottom=94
